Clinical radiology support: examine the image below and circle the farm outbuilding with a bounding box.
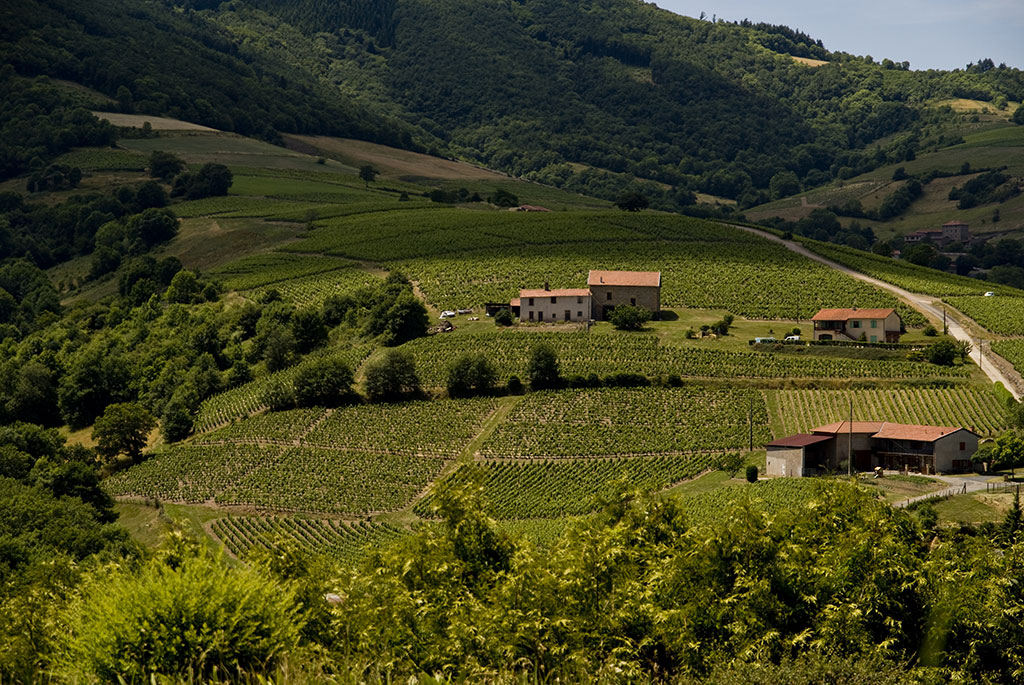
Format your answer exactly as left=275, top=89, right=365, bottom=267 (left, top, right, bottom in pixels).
left=766, top=420, right=981, bottom=476
left=587, top=270, right=661, bottom=321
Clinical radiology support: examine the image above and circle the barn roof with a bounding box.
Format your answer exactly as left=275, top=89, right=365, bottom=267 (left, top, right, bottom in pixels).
left=587, top=270, right=661, bottom=287
left=872, top=424, right=977, bottom=442
left=766, top=434, right=835, bottom=448
left=812, top=421, right=886, bottom=435
left=811, top=308, right=896, bottom=321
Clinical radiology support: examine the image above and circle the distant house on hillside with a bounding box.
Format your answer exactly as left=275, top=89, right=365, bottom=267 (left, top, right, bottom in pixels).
left=518, top=286, right=591, bottom=322
left=510, top=205, right=552, bottom=212
left=904, top=221, right=969, bottom=246
left=766, top=421, right=980, bottom=476
left=587, top=270, right=661, bottom=321
left=811, top=307, right=901, bottom=343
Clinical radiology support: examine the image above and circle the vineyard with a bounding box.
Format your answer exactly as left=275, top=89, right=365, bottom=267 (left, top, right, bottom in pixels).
left=766, top=387, right=1009, bottom=438
left=415, top=454, right=714, bottom=519
left=479, top=387, right=771, bottom=458
left=945, top=295, right=1024, bottom=336
left=210, top=515, right=408, bottom=565
left=215, top=447, right=447, bottom=514
left=245, top=266, right=381, bottom=309
left=401, top=331, right=970, bottom=388
left=211, top=253, right=354, bottom=291
left=301, top=397, right=498, bottom=457
left=992, top=339, right=1024, bottom=376
left=194, top=408, right=327, bottom=445
left=192, top=344, right=375, bottom=433
left=802, top=240, right=1019, bottom=297
left=677, top=478, right=832, bottom=527
left=105, top=444, right=276, bottom=503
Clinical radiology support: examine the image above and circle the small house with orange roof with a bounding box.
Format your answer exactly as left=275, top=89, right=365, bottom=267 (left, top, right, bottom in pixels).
left=811, top=307, right=902, bottom=343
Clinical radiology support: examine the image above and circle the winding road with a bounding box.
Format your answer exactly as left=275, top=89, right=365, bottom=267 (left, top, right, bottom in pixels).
left=729, top=224, right=1023, bottom=400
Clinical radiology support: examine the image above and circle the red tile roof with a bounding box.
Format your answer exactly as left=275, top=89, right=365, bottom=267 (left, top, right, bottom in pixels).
left=587, top=270, right=661, bottom=287
left=766, top=434, right=835, bottom=448
left=872, top=424, right=973, bottom=442
left=519, top=288, right=591, bottom=298
left=943, top=221, right=968, bottom=227
left=811, top=308, right=896, bottom=322
left=510, top=298, right=521, bottom=307
left=813, top=421, right=886, bottom=435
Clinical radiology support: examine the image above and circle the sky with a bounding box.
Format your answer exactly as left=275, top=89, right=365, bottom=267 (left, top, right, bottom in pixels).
left=652, top=0, right=1024, bottom=71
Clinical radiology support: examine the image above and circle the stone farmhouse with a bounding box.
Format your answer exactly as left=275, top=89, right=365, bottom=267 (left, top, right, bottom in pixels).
left=904, top=220, right=970, bottom=246
left=586, top=270, right=661, bottom=321
left=766, top=420, right=981, bottom=477
left=508, top=270, right=661, bottom=323
left=811, top=307, right=902, bottom=343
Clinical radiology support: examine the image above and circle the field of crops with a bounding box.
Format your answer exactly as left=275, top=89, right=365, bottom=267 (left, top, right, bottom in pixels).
left=416, top=454, right=714, bottom=519
left=766, top=387, right=1008, bottom=438
left=802, top=240, right=1018, bottom=297
left=302, top=397, right=498, bottom=457
left=216, top=447, right=447, bottom=514
left=678, top=478, right=832, bottom=527
left=480, top=387, right=771, bottom=458
left=402, top=331, right=969, bottom=388
left=246, top=267, right=381, bottom=309
left=195, top=408, right=327, bottom=445
left=54, top=147, right=147, bottom=171
left=193, top=344, right=375, bottom=433
left=210, top=516, right=407, bottom=565
left=992, top=339, right=1024, bottom=375
left=211, top=253, right=354, bottom=291
left=945, top=295, right=1024, bottom=336
left=105, top=444, right=277, bottom=503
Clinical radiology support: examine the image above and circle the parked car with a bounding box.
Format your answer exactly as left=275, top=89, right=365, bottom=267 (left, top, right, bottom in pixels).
left=440, top=310, right=457, bottom=319
left=784, top=335, right=801, bottom=342
left=753, top=337, right=777, bottom=344
left=984, top=291, right=995, bottom=297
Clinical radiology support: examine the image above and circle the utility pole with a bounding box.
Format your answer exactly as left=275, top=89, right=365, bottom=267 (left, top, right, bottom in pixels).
left=943, top=307, right=947, bottom=335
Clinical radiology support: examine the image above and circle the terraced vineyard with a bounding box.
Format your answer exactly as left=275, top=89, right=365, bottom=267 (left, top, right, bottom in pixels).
left=992, top=339, right=1024, bottom=377
left=195, top=408, right=327, bottom=445
left=803, top=240, right=1019, bottom=297
left=105, top=444, right=276, bottom=503
left=193, top=344, right=374, bottom=433
left=210, top=516, right=408, bottom=565
left=416, top=455, right=714, bottom=519
left=276, top=209, right=922, bottom=323
left=246, top=267, right=382, bottom=309
left=302, top=397, right=498, bottom=456
left=678, top=478, right=833, bottom=527
left=480, top=387, right=771, bottom=457
left=211, top=253, right=354, bottom=291
left=216, top=447, right=446, bottom=514
left=945, top=295, right=1024, bottom=336
left=766, top=387, right=1008, bottom=437
left=402, top=332, right=970, bottom=387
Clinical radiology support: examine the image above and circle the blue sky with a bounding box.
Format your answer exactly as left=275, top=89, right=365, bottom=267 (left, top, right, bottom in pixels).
left=652, top=1, right=1024, bottom=71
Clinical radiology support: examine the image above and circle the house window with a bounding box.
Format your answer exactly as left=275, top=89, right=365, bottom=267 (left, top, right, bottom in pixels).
left=606, top=292, right=612, bottom=301
left=871, top=320, right=877, bottom=328
left=577, top=296, right=582, bottom=304
left=960, top=442, right=966, bottom=451
left=528, top=311, right=534, bottom=320
left=551, top=296, right=556, bottom=304
left=851, top=320, right=860, bottom=328
left=630, top=298, right=636, bottom=306
left=577, top=311, right=582, bottom=318
left=538, top=311, right=543, bottom=321
left=528, top=297, right=534, bottom=306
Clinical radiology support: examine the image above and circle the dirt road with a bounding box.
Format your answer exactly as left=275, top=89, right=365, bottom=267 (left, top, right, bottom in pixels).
left=729, top=224, right=1023, bottom=400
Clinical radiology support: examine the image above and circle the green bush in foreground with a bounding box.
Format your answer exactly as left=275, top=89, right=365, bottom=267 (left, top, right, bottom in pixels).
left=62, top=534, right=301, bottom=682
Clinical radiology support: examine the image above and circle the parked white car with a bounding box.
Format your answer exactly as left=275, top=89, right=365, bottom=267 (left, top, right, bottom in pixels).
left=984, top=291, right=995, bottom=297
left=784, top=335, right=801, bottom=342
left=754, top=337, right=777, bottom=344
left=440, top=310, right=457, bottom=319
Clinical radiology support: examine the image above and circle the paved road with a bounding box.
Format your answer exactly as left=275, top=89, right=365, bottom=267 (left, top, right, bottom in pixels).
left=892, top=474, right=991, bottom=508
left=729, top=224, right=1023, bottom=400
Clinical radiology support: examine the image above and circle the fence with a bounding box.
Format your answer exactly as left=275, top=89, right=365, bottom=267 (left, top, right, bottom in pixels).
left=986, top=482, right=1023, bottom=495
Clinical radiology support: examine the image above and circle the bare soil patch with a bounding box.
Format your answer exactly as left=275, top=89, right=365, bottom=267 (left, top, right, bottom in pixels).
left=92, top=111, right=219, bottom=131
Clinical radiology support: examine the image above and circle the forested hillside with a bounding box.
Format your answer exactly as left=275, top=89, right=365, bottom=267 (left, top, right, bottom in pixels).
left=3, top=0, right=1022, bottom=211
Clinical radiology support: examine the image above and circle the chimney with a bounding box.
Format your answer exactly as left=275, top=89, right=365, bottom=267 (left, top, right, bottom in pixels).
left=544, top=281, right=550, bottom=291
left=600, top=276, right=604, bottom=283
